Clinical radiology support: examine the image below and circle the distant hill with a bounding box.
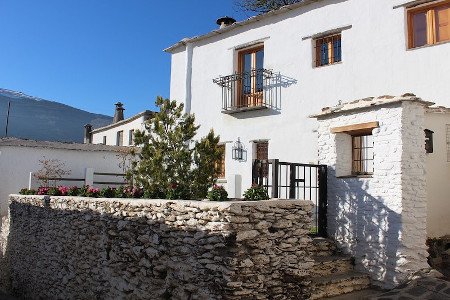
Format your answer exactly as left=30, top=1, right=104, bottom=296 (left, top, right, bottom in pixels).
left=0, top=88, right=112, bottom=143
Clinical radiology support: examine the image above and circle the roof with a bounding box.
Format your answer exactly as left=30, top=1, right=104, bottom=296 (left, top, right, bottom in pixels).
left=310, top=94, right=435, bottom=118
left=426, top=106, right=450, bottom=114
left=164, top=0, right=323, bottom=53
left=0, top=138, right=130, bottom=152
left=91, top=110, right=153, bottom=134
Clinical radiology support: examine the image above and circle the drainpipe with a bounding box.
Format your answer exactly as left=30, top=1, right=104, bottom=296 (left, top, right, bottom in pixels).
left=184, top=41, right=193, bottom=114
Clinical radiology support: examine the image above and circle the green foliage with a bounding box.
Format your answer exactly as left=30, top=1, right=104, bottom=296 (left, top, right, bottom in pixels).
left=131, top=96, right=222, bottom=200
left=100, top=187, right=116, bottom=198
left=207, top=185, right=229, bottom=201
left=243, top=184, right=270, bottom=201
left=235, top=0, right=301, bottom=13
left=19, top=188, right=36, bottom=195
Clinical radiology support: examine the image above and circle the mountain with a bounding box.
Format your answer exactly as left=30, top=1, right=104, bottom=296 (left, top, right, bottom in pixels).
left=0, top=88, right=112, bottom=143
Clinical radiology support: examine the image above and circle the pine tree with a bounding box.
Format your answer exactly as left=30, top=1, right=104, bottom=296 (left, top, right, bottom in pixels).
left=131, top=96, right=223, bottom=200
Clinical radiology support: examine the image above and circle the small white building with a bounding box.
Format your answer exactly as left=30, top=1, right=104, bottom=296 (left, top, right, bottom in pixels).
left=165, top=0, right=450, bottom=198
left=84, top=102, right=153, bottom=146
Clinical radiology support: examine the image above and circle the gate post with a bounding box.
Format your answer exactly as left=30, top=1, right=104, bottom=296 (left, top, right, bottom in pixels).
left=271, top=159, right=279, bottom=198
left=289, top=164, right=296, bottom=199
left=318, top=165, right=328, bottom=237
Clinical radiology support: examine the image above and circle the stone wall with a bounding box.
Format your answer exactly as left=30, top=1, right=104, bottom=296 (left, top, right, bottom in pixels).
left=314, top=96, right=430, bottom=288
left=2, top=195, right=314, bottom=299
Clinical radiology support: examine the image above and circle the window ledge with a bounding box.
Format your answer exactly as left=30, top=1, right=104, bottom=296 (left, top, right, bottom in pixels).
left=407, top=39, right=450, bottom=51
left=313, top=61, right=343, bottom=69
left=337, top=174, right=373, bottom=179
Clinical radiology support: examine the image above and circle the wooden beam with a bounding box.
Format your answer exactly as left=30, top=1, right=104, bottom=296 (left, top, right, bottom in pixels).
left=331, top=121, right=379, bottom=134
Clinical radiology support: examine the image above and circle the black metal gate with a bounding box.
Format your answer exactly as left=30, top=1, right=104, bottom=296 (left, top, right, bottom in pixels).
left=252, top=159, right=328, bottom=237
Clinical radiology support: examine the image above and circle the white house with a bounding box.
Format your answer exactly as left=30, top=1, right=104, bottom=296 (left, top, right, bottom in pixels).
left=84, top=102, right=153, bottom=146
left=165, top=0, right=450, bottom=288
left=165, top=0, right=450, bottom=198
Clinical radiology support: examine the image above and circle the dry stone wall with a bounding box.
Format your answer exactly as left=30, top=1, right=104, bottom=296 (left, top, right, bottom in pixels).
left=3, top=195, right=314, bottom=299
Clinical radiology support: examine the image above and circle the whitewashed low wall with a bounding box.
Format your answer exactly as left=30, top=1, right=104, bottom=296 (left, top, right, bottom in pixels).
left=0, top=139, right=128, bottom=216
left=2, top=196, right=315, bottom=300
left=314, top=96, right=430, bottom=288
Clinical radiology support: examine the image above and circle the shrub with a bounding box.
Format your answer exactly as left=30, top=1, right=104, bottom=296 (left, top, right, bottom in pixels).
left=47, top=187, right=62, bottom=196
left=207, top=185, right=228, bottom=201
left=85, top=187, right=100, bottom=198
left=243, top=185, right=270, bottom=201
left=100, top=187, right=116, bottom=198
left=19, top=188, right=36, bottom=195
left=67, top=186, right=80, bottom=196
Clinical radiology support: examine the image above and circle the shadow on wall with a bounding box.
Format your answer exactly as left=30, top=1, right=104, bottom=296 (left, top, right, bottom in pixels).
left=0, top=199, right=313, bottom=299
left=327, top=168, right=404, bottom=287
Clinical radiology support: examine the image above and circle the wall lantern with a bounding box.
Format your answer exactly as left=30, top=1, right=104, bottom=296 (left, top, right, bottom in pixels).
left=232, top=138, right=246, bottom=161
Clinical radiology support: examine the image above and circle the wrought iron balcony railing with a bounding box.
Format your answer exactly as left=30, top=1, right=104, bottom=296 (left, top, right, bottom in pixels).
left=213, top=68, right=274, bottom=114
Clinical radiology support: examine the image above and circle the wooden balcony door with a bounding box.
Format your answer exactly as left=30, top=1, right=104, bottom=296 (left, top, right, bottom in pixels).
left=237, top=46, right=264, bottom=108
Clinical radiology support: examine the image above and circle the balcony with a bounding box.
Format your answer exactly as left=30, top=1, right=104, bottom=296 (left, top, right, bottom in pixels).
left=213, top=68, right=275, bottom=114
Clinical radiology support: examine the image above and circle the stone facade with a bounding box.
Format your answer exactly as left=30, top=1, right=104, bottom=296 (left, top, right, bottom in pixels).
left=313, top=95, right=431, bottom=288
left=2, top=195, right=314, bottom=299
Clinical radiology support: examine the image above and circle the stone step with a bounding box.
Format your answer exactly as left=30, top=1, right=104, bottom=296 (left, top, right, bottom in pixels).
left=310, top=271, right=371, bottom=300
left=310, top=255, right=354, bottom=277
left=311, top=237, right=339, bottom=256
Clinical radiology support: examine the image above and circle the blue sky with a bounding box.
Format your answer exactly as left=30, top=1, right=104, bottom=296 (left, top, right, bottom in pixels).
left=0, top=0, right=252, bottom=117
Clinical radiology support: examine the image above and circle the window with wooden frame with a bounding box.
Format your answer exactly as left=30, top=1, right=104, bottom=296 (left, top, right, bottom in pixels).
left=314, top=33, right=342, bottom=67
left=102, top=136, right=107, bottom=145
left=408, top=0, right=450, bottom=49
left=255, top=141, right=269, bottom=176
left=116, top=131, right=124, bottom=146
left=237, top=45, right=264, bottom=108
left=352, top=134, right=374, bottom=175
left=128, top=129, right=134, bottom=146
left=217, top=144, right=226, bottom=178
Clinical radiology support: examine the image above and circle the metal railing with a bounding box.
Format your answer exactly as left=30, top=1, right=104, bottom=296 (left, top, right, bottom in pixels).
left=213, top=68, right=275, bottom=113
left=252, top=159, right=328, bottom=237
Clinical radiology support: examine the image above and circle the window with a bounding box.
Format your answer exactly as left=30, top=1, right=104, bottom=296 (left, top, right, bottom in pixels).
left=352, top=135, right=374, bottom=175
left=116, top=131, right=124, bottom=146
left=217, top=144, right=226, bottom=178
left=408, top=1, right=450, bottom=48
left=446, top=124, right=450, bottom=161
left=256, top=141, right=269, bottom=160
left=314, top=33, right=342, bottom=67
left=237, top=45, right=264, bottom=108
left=425, top=129, right=434, bottom=153
left=102, top=136, right=106, bottom=145
left=129, top=129, right=134, bottom=146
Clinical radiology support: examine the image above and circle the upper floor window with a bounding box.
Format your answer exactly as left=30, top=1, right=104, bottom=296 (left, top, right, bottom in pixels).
left=237, top=45, right=264, bottom=108
left=116, top=131, right=124, bottom=146
left=408, top=0, right=450, bottom=49
left=314, top=33, right=342, bottom=67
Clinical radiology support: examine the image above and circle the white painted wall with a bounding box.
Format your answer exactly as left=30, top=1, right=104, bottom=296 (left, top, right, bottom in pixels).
left=316, top=99, right=429, bottom=288
left=0, top=144, right=124, bottom=216
left=425, top=111, right=450, bottom=238
left=168, top=0, right=450, bottom=196
left=91, top=115, right=147, bottom=146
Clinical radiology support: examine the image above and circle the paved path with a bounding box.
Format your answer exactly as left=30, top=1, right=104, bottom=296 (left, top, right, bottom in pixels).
left=325, top=276, right=450, bottom=300
left=370, top=277, right=450, bottom=300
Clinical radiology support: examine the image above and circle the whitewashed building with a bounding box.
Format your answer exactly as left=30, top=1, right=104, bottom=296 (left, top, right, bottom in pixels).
left=165, top=0, right=450, bottom=198
left=84, top=102, right=153, bottom=146
left=165, top=0, right=450, bottom=288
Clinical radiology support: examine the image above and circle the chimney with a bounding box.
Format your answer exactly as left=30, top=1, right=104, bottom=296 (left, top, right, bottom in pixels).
left=113, top=102, right=125, bottom=123
left=216, top=16, right=236, bottom=29
left=84, top=124, right=92, bottom=144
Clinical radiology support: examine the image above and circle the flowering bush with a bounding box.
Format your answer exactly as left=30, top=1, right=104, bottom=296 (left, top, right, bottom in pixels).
left=207, top=185, right=229, bottom=201
left=243, top=184, right=270, bottom=201
left=19, top=188, right=37, bottom=195
left=67, top=186, right=80, bottom=196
